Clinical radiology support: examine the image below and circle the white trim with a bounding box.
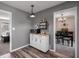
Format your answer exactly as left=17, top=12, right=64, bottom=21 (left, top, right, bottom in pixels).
left=10, top=12, right=12, bottom=52
left=53, top=11, right=56, bottom=52
left=10, top=44, right=29, bottom=52
left=49, top=49, right=55, bottom=52
left=0, top=9, right=12, bottom=53
left=53, top=7, right=77, bottom=58
left=74, top=7, right=77, bottom=58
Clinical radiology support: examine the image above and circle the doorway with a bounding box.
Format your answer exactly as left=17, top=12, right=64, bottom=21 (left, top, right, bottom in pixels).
left=53, top=7, right=77, bottom=58
left=0, top=9, right=12, bottom=56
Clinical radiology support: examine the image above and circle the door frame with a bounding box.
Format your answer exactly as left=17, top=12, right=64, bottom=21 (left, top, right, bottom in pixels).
left=53, top=7, right=77, bottom=58
left=0, top=9, right=12, bottom=52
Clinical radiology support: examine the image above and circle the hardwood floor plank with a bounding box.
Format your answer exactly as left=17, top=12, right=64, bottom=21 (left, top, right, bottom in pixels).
left=24, top=47, right=46, bottom=58
left=11, top=52, right=20, bottom=58
left=22, top=49, right=36, bottom=58
left=22, top=48, right=41, bottom=58
left=24, top=46, right=54, bottom=58
left=15, top=51, right=25, bottom=58
left=0, top=46, right=60, bottom=58
left=18, top=49, right=33, bottom=58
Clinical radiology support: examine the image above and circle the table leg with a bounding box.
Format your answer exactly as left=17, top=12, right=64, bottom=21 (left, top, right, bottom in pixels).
left=67, top=40, right=70, bottom=46
left=62, top=39, right=64, bottom=45
left=71, top=40, right=73, bottom=47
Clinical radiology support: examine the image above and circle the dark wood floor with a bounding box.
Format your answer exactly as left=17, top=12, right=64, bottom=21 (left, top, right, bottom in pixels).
left=0, top=46, right=62, bottom=58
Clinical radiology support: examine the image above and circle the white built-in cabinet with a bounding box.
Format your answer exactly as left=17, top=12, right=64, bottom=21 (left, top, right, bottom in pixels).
left=30, top=34, right=49, bottom=52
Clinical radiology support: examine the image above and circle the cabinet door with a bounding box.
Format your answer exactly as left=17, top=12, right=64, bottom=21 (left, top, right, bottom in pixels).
left=40, top=36, right=49, bottom=52
left=35, top=35, right=41, bottom=49
left=33, top=35, right=39, bottom=47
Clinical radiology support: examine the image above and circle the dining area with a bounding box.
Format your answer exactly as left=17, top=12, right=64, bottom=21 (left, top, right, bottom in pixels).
left=56, top=30, right=74, bottom=47
left=54, top=7, right=76, bottom=57
left=55, top=16, right=75, bottom=57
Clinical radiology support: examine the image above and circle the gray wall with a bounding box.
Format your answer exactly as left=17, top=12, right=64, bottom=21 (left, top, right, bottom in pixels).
left=0, top=2, right=32, bottom=50
left=32, top=1, right=79, bottom=57
left=0, top=1, right=79, bottom=57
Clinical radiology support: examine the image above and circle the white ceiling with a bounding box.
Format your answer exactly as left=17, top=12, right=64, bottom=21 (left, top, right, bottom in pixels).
left=1, top=1, right=65, bottom=13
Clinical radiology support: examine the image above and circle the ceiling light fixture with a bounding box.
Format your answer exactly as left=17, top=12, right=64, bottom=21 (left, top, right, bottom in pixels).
left=58, top=14, right=66, bottom=22
left=30, top=5, right=35, bottom=18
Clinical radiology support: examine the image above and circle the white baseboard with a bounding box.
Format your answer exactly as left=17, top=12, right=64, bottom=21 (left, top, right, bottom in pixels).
left=49, top=49, right=55, bottom=52
left=10, top=44, right=29, bottom=52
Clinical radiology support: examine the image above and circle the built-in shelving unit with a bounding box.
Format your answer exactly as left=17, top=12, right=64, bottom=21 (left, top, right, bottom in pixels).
left=39, top=17, right=48, bottom=29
